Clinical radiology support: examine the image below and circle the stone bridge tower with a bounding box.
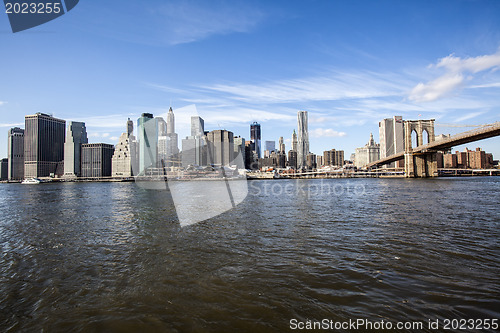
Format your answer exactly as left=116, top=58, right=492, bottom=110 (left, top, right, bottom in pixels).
left=404, top=119, right=438, bottom=177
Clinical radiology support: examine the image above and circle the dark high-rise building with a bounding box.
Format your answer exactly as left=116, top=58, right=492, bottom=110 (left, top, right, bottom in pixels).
left=0, top=158, right=8, bottom=180
left=64, top=121, right=88, bottom=177
left=24, top=113, right=66, bottom=178
left=287, top=150, right=297, bottom=169
left=250, top=122, right=261, bottom=159
left=207, top=130, right=234, bottom=166
left=81, top=143, right=114, bottom=178
left=8, top=127, right=24, bottom=180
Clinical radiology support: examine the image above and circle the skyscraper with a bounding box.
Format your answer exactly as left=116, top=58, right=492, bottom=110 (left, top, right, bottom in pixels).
left=24, top=113, right=65, bottom=178
left=166, top=107, right=179, bottom=158
left=207, top=130, right=234, bottom=166
left=297, top=111, right=309, bottom=169
left=63, top=121, right=88, bottom=177
left=112, top=118, right=136, bottom=177
left=233, top=136, right=245, bottom=169
left=191, top=116, right=205, bottom=137
left=265, top=140, right=275, bottom=153
left=379, top=116, right=404, bottom=168
left=278, top=136, right=285, bottom=153
left=7, top=127, right=24, bottom=180
left=291, top=129, right=297, bottom=152
left=81, top=143, right=114, bottom=178
left=137, top=113, right=157, bottom=175
left=250, top=122, right=261, bottom=159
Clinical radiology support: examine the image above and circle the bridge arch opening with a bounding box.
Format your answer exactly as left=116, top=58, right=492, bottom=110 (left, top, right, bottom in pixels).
left=411, top=129, right=418, bottom=149
left=422, top=129, right=429, bottom=145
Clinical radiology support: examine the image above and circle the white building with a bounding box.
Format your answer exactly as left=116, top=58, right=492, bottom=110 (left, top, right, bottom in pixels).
left=354, top=133, right=380, bottom=169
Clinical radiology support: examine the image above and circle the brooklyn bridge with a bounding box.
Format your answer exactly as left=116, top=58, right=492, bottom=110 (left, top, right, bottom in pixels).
left=365, top=120, right=500, bottom=177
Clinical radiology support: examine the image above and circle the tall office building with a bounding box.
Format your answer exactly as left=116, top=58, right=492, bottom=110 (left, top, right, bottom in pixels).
left=233, top=136, right=245, bottom=169
left=297, top=111, right=309, bottom=169
left=379, top=116, right=404, bottom=168
left=191, top=116, right=205, bottom=137
left=278, top=136, right=285, bottom=153
left=181, top=115, right=207, bottom=168
left=24, top=113, right=65, bottom=178
left=354, top=133, right=380, bottom=169
left=7, top=127, right=24, bottom=180
left=207, top=130, right=234, bottom=166
left=0, top=158, right=8, bottom=180
left=137, top=113, right=157, bottom=175
left=291, top=129, right=297, bottom=152
left=63, top=121, right=88, bottom=177
left=250, top=122, right=261, bottom=159
left=265, top=141, right=275, bottom=153
left=166, top=107, right=179, bottom=158
left=81, top=143, right=114, bottom=178
left=112, top=118, right=136, bottom=177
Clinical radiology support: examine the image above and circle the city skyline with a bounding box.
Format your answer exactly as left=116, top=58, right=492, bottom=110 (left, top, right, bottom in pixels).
left=1, top=1, right=500, bottom=159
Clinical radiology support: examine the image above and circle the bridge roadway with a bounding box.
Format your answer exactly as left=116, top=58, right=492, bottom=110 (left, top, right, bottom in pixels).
left=366, top=121, right=500, bottom=169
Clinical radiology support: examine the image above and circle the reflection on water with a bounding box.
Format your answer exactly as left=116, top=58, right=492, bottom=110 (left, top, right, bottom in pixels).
left=0, top=178, right=499, bottom=332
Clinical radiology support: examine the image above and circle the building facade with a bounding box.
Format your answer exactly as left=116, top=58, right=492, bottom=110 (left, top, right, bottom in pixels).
left=354, top=133, right=380, bottom=169
left=63, top=121, right=88, bottom=177
left=0, top=158, right=8, bottom=180
left=379, top=116, right=404, bottom=168
left=137, top=113, right=157, bottom=175
left=250, top=122, right=261, bottom=159
left=112, top=118, right=136, bottom=177
left=24, top=113, right=66, bottom=178
left=323, top=149, right=344, bottom=167
left=207, top=130, right=234, bottom=166
left=297, top=111, right=309, bottom=169
left=81, top=143, right=114, bottom=178
left=8, top=127, right=24, bottom=180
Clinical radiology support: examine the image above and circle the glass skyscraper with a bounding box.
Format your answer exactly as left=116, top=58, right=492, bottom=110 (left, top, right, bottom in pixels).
left=297, top=111, right=309, bottom=169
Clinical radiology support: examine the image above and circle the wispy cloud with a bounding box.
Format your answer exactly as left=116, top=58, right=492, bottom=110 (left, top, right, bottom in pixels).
left=0, top=101, right=6, bottom=106
left=0, top=122, right=23, bottom=128
left=454, top=111, right=486, bottom=123
left=155, top=1, right=266, bottom=45
left=409, top=50, right=500, bottom=102
left=200, top=70, right=411, bottom=104
left=85, top=1, right=266, bottom=46
left=310, top=128, right=347, bottom=138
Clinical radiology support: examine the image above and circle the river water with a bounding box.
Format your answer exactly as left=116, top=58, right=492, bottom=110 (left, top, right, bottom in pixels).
left=0, top=178, right=499, bottom=332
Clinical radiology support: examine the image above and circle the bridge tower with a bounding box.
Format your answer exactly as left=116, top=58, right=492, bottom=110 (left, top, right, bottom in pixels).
left=404, top=119, right=438, bottom=178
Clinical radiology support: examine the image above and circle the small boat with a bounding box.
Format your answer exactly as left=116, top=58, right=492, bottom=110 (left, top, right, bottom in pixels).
left=21, top=178, right=41, bottom=184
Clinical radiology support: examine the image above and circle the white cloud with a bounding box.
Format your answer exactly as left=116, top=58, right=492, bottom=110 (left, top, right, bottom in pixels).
left=409, top=50, right=500, bottom=102
left=109, top=136, right=119, bottom=142
left=409, top=73, right=464, bottom=102
left=310, top=128, right=347, bottom=138
left=201, top=70, right=410, bottom=104
left=0, top=101, right=6, bottom=106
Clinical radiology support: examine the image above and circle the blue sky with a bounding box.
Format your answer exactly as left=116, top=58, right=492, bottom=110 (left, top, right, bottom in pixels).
left=1, top=0, right=500, bottom=159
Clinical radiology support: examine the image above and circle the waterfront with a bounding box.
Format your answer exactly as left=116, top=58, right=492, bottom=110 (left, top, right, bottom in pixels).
left=1, top=178, right=499, bottom=332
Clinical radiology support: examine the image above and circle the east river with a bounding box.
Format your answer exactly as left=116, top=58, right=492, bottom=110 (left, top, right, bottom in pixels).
left=1, top=178, right=499, bottom=332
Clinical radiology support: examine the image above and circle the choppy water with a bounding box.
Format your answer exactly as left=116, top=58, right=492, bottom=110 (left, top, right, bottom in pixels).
left=0, top=178, right=499, bottom=332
